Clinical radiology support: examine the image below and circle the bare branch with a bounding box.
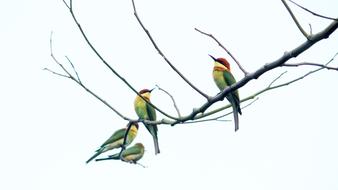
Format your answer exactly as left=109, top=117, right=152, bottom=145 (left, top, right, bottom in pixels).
left=172, top=22, right=338, bottom=125
left=288, top=0, right=338, bottom=21
left=195, top=53, right=337, bottom=121
left=283, top=62, right=338, bottom=71
left=62, top=0, right=70, bottom=9
left=62, top=1, right=178, bottom=120
left=155, top=85, right=181, bottom=117
left=214, top=97, right=259, bottom=120
left=185, top=98, right=258, bottom=125
left=281, top=0, right=309, bottom=39
left=48, top=31, right=131, bottom=121
left=268, top=71, right=288, bottom=88
left=43, top=68, right=70, bottom=79
left=65, top=56, right=82, bottom=83
left=195, top=28, right=248, bottom=76
left=131, top=0, right=210, bottom=100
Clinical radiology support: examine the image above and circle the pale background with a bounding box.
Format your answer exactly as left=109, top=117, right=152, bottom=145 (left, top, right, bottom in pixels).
left=1, top=0, right=338, bottom=189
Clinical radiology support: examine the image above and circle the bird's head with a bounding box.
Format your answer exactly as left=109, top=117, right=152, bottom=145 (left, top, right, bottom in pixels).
left=134, top=143, right=145, bottom=149
left=138, top=88, right=154, bottom=100
left=209, top=54, right=231, bottom=71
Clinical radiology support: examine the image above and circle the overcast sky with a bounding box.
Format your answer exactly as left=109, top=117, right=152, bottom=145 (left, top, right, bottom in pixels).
left=1, top=0, right=338, bottom=190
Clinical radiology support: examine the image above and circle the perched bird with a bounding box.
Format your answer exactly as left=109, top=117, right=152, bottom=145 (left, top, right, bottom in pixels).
left=210, top=55, right=242, bottom=131
left=134, top=89, right=160, bottom=154
left=96, top=143, right=145, bottom=164
left=85, top=122, right=139, bottom=164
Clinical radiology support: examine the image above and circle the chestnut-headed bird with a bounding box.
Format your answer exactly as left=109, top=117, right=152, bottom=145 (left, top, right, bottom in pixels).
left=210, top=55, right=242, bottom=131
left=86, top=122, right=139, bottom=164
left=96, top=143, right=145, bottom=164
left=134, top=89, right=160, bottom=154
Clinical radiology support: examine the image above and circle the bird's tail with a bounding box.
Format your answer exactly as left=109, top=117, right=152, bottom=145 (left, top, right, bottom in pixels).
left=86, top=151, right=102, bottom=164
left=95, top=153, right=120, bottom=162
left=153, top=136, right=160, bottom=155
left=233, top=104, right=239, bottom=132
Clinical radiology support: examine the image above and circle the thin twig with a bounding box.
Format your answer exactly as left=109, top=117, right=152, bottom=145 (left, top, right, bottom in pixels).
left=43, top=68, right=70, bottom=78
left=155, top=85, right=181, bottom=117
left=194, top=28, right=248, bottom=76
left=288, top=0, right=338, bottom=21
left=62, top=0, right=70, bottom=9
left=65, top=56, right=82, bottom=83
left=63, top=0, right=177, bottom=120
left=185, top=98, right=258, bottom=124
left=48, top=31, right=131, bottom=121
left=171, top=19, right=338, bottom=125
left=281, top=0, right=309, bottom=39
left=268, top=71, right=288, bottom=87
left=131, top=0, right=210, bottom=100
left=283, top=62, right=338, bottom=71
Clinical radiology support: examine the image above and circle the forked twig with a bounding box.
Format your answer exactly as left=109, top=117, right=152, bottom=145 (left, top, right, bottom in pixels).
left=155, top=85, right=181, bottom=117
left=62, top=0, right=178, bottom=120
left=131, top=0, right=210, bottom=100
left=195, top=28, right=248, bottom=76
left=288, top=0, right=338, bottom=21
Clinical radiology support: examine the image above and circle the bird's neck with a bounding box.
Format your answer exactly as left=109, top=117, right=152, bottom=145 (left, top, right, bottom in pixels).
left=214, top=62, right=230, bottom=72
left=136, top=94, right=150, bottom=103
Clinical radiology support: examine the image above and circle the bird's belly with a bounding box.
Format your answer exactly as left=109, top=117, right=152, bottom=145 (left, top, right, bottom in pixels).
left=123, top=153, right=142, bottom=162
left=104, top=138, right=123, bottom=151
left=213, top=70, right=227, bottom=90
left=134, top=101, right=148, bottom=119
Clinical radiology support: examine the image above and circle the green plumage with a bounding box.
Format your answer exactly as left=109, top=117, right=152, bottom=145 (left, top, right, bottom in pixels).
left=213, top=61, right=242, bottom=131
left=95, top=143, right=145, bottom=163
left=134, top=91, right=160, bottom=154
left=86, top=124, right=138, bottom=164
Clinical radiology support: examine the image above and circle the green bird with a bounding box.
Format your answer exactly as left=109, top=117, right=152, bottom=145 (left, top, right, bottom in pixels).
left=86, top=122, right=139, bottom=164
left=95, top=143, right=145, bottom=164
left=134, top=89, right=160, bottom=155
left=210, top=55, right=242, bottom=131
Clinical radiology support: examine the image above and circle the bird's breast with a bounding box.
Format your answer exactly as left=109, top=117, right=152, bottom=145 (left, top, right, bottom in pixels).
left=213, top=69, right=226, bottom=90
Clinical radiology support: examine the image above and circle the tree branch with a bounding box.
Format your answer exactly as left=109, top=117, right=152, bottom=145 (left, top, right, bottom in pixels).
left=155, top=85, right=182, bottom=117
left=172, top=20, right=338, bottom=125
left=48, top=31, right=131, bottom=121
left=63, top=0, right=178, bottom=120
left=288, top=0, right=338, bottom=21
left=131, top=0, right=210, bottom=100
left=283, top=61, right=338, bottom=71
left=281, top=0, right=309, bottom=39
left=194, top=28, right=248, bottom=76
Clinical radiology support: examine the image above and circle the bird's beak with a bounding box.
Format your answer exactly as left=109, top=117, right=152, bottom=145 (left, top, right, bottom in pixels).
left=149, top=88, right=155, bottom=92
left=208, top=54, right=217, bottom=61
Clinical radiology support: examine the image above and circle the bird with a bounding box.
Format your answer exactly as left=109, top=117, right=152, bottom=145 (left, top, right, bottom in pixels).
left=95, top=143, right=145, bottom=164
left=85, top=122, right=139, bottom=164
left=210, top=54, right=242, bottom=131
left=134, top=88, right=160, bottom=154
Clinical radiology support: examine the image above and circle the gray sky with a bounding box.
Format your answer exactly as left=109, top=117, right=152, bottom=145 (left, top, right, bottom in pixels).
left=1, top=0, right=338, bottom=189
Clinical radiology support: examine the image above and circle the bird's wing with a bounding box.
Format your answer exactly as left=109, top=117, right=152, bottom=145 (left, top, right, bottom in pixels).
left=223, top=71, right=240, bottom=101
left=145, top=103, right=158, bottom=135
left=146, top=102, right=156, bottom=121
left=100, top=128, right=126, bottom=147
left=122, top=145, right=142, bottom=156
left=223, top=71, right=241, bottom=114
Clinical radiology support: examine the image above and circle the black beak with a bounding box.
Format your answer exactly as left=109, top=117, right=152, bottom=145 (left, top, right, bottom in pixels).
left=208, top=54, right=217, bottom=61
left=149, top=88, right=155, bottom=92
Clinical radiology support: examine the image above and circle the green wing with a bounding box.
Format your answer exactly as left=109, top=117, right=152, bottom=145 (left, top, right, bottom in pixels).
left=146, top=102, right=156, bottom=121
left=122, top=145, right=142, bottom=156
left=223, top=70, right=241, bottom=114
left=100, top=128, right=126, bottom=147
left=145, top=103, right=158, bottom=135
left=223, top=71, right=240, bottom=99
